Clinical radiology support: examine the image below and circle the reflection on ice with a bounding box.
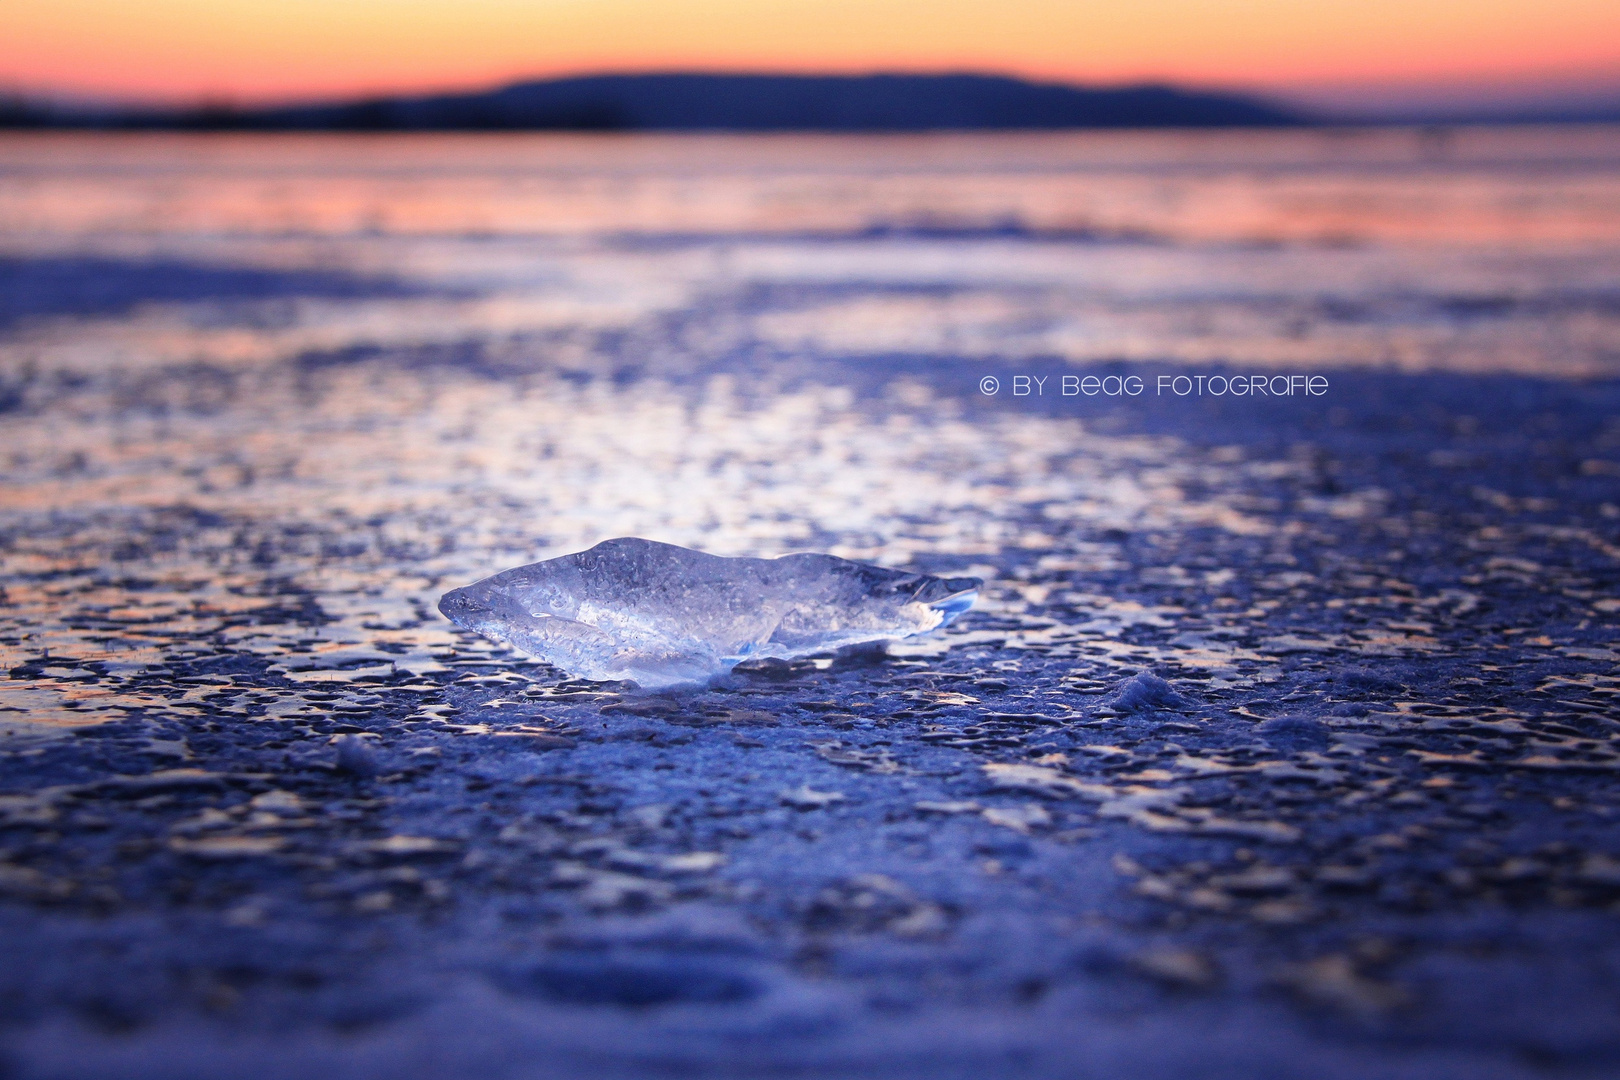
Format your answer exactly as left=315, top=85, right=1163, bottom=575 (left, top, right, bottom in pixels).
left=439, top=538, right=980, bottom=687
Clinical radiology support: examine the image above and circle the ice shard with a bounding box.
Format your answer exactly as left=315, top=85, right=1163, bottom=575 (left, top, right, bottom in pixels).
left=438, top=538, right=980, bottom=687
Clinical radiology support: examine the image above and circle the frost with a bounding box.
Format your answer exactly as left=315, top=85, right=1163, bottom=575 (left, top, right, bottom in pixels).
left=439, top=538, right=980, bottom=688
left=779, top=786, right=847, bottom=809
left=1105, top=672, right=1190, bottom=713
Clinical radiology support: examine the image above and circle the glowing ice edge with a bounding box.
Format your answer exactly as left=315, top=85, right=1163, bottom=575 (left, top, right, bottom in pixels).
left=439, top=538, right=980, bottom=688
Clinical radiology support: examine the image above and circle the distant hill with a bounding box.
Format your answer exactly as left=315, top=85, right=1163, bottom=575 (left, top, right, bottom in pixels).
left=2, top=73, right=1304, bottom=131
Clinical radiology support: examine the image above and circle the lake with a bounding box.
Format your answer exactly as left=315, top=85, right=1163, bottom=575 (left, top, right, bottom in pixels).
left=2, top=128, right=1619, bottom=1079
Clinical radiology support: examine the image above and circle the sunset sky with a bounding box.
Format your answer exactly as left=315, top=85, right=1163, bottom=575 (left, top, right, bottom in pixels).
left=6, top=0, right=1620, bottom=110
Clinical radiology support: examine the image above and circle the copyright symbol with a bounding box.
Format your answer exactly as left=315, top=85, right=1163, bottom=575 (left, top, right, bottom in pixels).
left=979, top=376, right=1000, bottom=396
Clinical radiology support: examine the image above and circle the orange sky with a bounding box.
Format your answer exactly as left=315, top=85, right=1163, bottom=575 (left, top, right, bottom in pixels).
left=6, top=0, right=1620, bottom=106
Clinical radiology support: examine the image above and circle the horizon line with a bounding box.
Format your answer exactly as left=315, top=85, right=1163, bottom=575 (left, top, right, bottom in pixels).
left=6, top=68, right=1619, bottom=127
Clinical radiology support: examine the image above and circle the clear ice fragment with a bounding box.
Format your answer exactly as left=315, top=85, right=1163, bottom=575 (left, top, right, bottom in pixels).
left=438, top=538, right=980, bottom=688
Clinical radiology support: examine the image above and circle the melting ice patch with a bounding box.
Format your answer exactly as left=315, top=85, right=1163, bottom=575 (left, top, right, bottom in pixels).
left=439, top=538, right=980, bottom=687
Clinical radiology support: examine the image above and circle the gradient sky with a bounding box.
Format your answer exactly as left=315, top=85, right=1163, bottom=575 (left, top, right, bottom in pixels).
left=6, top=0, right=1620, bottom=107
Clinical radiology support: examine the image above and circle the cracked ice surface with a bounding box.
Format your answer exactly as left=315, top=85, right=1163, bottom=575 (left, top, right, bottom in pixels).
left=440, top=538, right=980, bottom=686
left=3, top=131, right=1620, bottom=1080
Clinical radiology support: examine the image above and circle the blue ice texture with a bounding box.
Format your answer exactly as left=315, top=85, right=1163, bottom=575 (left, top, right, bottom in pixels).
left=1106, top=672, right=1190, bottom=713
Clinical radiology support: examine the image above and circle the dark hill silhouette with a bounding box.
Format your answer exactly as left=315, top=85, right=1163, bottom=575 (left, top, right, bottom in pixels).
left=3, top=73, right=1303, bottom=131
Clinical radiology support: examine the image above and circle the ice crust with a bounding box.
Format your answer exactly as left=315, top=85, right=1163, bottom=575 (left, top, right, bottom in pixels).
left=438, top=538, right=980, bottom=687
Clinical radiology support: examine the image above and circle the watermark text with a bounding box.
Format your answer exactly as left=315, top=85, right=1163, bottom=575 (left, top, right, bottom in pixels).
left=983, top=373, right=1329, bottom=399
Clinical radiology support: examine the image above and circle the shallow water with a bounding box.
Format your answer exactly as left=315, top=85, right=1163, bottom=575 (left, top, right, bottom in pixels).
left=1, top=129, right=1619, bottom=1079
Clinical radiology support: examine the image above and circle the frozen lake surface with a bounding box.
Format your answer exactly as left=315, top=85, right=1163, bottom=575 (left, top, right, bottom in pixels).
left=1, top=128, right=1620, bottom=1078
